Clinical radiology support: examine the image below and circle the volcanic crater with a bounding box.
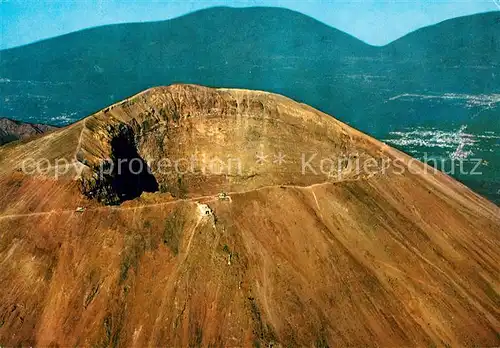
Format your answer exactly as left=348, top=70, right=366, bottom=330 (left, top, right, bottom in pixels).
left=0, top=85, right=498, bottom=347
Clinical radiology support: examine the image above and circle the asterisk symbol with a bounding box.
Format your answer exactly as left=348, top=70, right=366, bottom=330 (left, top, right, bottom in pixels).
left=255, top=152, right=268, bottom=165
left=273, top=152, right=287, bottom=166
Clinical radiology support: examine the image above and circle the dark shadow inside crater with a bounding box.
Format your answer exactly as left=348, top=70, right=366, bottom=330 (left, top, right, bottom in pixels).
left=80, top=124, right=159, bottom=205
left=110, top=129, right=159, bottom=202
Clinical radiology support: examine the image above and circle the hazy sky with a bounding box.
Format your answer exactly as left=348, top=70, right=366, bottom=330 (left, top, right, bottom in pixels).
left=0, top=0, right=498, bottom=49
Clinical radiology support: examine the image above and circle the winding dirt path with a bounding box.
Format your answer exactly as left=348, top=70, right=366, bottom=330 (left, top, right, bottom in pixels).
left=0, top=180, right=359, bottom=221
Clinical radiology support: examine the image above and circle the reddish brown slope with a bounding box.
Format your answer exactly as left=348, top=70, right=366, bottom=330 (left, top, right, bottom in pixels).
left=0, top=85, right=498, bottom=347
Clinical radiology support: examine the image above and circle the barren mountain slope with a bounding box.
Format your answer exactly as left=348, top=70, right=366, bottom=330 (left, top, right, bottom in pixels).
left=0, top=117, right=56, bottom=145
left=0, top=85, right=498, bottom=347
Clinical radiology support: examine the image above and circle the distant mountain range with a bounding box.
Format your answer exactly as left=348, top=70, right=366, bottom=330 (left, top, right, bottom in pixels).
left=0, top=7, right=498, bottom=202
left=0, top=118, right=56, bottom=145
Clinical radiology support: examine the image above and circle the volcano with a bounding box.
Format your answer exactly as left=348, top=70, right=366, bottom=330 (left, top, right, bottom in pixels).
left=0, top=85, right=498, bottom=347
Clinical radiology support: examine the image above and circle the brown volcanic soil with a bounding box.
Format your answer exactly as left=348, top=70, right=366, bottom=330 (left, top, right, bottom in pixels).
left=0, top=85, right=499, bottom=347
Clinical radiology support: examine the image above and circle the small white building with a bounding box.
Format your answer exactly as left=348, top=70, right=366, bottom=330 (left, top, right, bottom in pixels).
left=197, top=203, right=212, bottom=217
